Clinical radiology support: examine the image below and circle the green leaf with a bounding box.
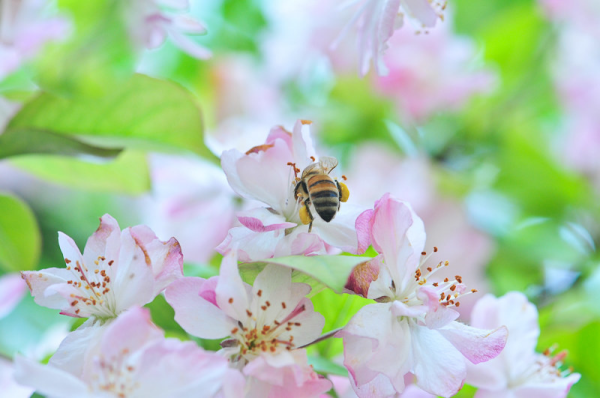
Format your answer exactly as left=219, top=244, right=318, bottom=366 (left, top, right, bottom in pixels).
left=1, top=74, right=216, bottom=161
left=308, top=356, right=348, bottom=377
left=240, top=255, right=371, bottom=294
left=10, top=151, right=150, bottom=195
left=0, top=193, right=41, bottom=272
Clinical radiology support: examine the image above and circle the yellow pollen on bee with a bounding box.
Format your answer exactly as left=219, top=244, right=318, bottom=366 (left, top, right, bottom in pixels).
left=299, top=205, right=312, bottom=225
left=339, top=182, right=350, bottom=202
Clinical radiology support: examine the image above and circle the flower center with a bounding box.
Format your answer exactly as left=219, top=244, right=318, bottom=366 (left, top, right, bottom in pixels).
left=511, top=347, right=574, bottom=387
left=396, top=247, right=477, bottom=308
left=63, top=256, right=117, bottom=319
left=91, top=348, right=138, bottom=398
left=226, top=289, right=306, bottom=363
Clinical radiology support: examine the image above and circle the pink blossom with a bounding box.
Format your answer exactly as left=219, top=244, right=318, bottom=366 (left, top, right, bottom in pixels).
left=0, top=273, right=27, bottom=319
left=340, top=194, right=507, bottom=397
left=345, top=144, right=494, bottom=319
left=466, top=292, right=581, bottom=397
left=20, top=214, right=183, bottom=376
left=374, top=22, right=496, bottom=123
left=219, top=119, right=365, bottom=261
left=333, top=0, right=446, bottom=76
left=14, top=306, right=244, bottom=398
left=143, top=154, right=237, bottom=264
left=125, top=0, right=211, bottom=59
left=0, top=0, right=69, bottom=79
left=165, top=252, right=332, bottom=397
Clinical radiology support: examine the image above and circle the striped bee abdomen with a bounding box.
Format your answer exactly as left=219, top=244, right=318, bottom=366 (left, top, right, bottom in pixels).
left=307, top=175, right=339, bottom=222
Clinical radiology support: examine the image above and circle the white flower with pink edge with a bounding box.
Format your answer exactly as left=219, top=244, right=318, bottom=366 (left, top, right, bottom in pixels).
left=14, top=306, right=244, bottom=398
left=219, top=119, right=365, bottom=262
left=165, top=252, right=332, bottom=397
left=465, top=292, right=580, bottom=397
left=340, top=193, right=508, bottom=397
left=21, top=214, right=183, bottom=377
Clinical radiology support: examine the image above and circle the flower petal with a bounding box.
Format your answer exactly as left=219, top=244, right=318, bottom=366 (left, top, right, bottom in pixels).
left=215, top=251, right=251, bottom=321
left=291, top=120, right=317, bottom=171
left=13, top=356, right=90, bottom=398
left=165, top=277, right=234, bottom=339
left=410, top=324, right=466, bottom=397
left=438, top=322, right=508, bottom=365
left=0, top=273, right=26, bottom=319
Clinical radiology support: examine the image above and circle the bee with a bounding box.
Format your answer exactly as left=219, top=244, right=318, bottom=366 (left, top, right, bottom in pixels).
left=293, top=156, right=349, bottom=233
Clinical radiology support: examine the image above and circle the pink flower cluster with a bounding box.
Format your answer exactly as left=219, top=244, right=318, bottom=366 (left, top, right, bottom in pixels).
left=11, top=121, right=579, bottom=397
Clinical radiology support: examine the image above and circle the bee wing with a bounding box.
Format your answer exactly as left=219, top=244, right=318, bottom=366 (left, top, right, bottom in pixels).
left=301, top=162, right=321, bottom=179
left=319, top=156, right=338, bottom=174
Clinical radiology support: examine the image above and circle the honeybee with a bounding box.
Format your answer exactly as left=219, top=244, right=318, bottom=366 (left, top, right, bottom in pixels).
left=293, top=156, right=349, bottom=233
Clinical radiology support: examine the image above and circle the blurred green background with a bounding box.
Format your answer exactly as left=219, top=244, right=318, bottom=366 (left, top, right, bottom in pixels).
left=1, top=0, right=599, bottom=396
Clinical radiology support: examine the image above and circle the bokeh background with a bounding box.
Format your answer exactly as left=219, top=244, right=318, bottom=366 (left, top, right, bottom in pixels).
left=1, top=0, right=599, bottom=396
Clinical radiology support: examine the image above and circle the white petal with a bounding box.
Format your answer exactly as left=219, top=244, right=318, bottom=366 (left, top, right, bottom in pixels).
left=215, top=252, right=251, bottom=321
left=13, top=356, right=90, bottom=398
left=165, top=277, right=234, bottom=339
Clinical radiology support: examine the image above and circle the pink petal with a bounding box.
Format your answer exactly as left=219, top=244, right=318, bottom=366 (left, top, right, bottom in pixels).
left=370, top=194, right=425, bottom=289
left=244, top=350, right=332, bottom=398
left=438, top=323, right=508, bottom=365
left=312, top=204, right=365, bottom=254
left=128, top=225, right=183, bottom=293
left=0, top=274, right=26, bottom=319
left=340, top=303, right=411, bottom=391
left=111, top=229, right=157, bottom=312
left=266, top=125, right=293, bottom=148
left=217, top=226, right=283, bottom=261
left=48, top=319, right=105, bottom=378
left=165, top=277, right=234, bottom=339
left=81, top=214, right=121, bottom=274
left=13, top=356, right=90, bottom=398
left=345, top=257, right=381, bottom=298
left=20, top=268, right=81, bottom=313
left=215, top=251, right=251, bottom=321
left=355, top=209, right=374, bottom=254
left=133, top=339, right=244, bottom=398
left=238, top=216, right=296, bottom=232
left=291, top=120, right=317, bottom=170
left=410, top=324, right=466, bottom=396
left=288, top=232, right=328, bottom=256
left=99, top=307, right=163, bottom=360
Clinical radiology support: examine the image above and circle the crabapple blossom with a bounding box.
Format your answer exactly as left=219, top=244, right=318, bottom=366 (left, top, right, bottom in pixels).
left=219, top=119, right=365, bottom=261
left=165, top=252, right=332, bottom=397
left=124, top=0, right=211, bottom=59
left=333, top=0, right=447, bottom=76
left=346, top=144, right=494, bottom=319
left=0, top=0, right=69, bottom=80
left=14, top=306, right=244, bottom=398
left=465, top=292, right=580, bottom=397
left=21, top=214, right=183, bottom=376
left=340, top=194, right=508, bottom=397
